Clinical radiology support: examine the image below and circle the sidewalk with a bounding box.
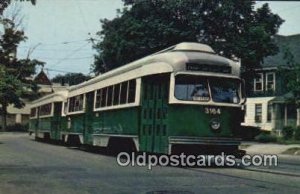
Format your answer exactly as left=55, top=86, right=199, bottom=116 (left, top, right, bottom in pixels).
left=241, top=142, right=300, bottom=155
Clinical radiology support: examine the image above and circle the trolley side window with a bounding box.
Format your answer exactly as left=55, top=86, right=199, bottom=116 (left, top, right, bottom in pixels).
left=101, top=87, right=108, bottom=107
left=128, top=79, right=136, bottom=103
left=63, top=101, right=68, bottom=115
left=39, top=103, right=52, bottom=116
left=113, top=84, right=121, bottom=105
left=94, top=79, right=137, bottom=109
left=68, top=94, right=84, bottom=112
left=95, top=89, right=102, bottom=108
left=120, top=81, right=128, bottom=104
left=30, top=108, right=37, bottom=117
left=175, top=75, right=210, bottom=101
left=209, top=78, right=240, bottom=104
left=107, top=86, right=113, bottom=107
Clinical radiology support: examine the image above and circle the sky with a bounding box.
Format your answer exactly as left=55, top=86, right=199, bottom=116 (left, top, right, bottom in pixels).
left=3, top=0, right=300, bottom=79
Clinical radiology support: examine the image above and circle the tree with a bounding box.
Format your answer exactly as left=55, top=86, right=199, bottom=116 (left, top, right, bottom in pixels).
left=279, top=47, right=300, bottom=126
left=0, top=0, right=36, bottom=15
left=0, top=18, right=43, bottom=131
left=93, top=0, right=283, bottom=78
left=0, top=66, right=23, bottom=131
left=51, top=73, right=91, bottom=86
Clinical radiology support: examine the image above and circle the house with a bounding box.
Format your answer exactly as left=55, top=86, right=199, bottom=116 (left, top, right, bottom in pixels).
left=2, top=70, right=68, bottom=127
left=243, top=34, right=300, bottom=134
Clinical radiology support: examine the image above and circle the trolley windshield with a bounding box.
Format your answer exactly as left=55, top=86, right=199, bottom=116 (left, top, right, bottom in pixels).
left=174, top=75, right=241, bottom=104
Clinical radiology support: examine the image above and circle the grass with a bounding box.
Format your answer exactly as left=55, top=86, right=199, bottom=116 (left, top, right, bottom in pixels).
left=276, top=138, right=300, bottom=145
left=239, top=144, right=251, bottom=149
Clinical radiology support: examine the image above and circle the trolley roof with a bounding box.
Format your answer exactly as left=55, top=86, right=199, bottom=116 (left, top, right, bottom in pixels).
left=68, top=42, right=240, bottom=97
left=30, top=90, right=68, bottom=108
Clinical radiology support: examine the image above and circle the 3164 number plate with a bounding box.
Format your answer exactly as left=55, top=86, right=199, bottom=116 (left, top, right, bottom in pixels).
left=204, top=107, right=221, bottom=115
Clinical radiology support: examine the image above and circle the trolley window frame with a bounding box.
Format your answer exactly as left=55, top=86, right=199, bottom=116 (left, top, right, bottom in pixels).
left=66, top=94, right=86, bottom=115
left=38, top=103, right=54, bottom=118
left=93, top=78, right=141, bottom=112
left=169, top=72, right=246, bottom=107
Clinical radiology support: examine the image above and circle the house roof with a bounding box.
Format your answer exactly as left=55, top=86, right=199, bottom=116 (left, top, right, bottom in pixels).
left=34, top=69, right=52, bottom=85
left=262, top=34, right=300, bottom=67
left=269, top=92, right=294, bottom=104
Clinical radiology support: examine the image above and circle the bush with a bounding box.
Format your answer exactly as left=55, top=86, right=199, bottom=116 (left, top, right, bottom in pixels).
left=5, top=123, right=28, bottom=132
left=255, top=133, right=277, bottom=143
left=282, top=126, right=294, bottom=140
left=237, top=125, right=261, bottom=140
left=295, top=127, right=300, bottom=140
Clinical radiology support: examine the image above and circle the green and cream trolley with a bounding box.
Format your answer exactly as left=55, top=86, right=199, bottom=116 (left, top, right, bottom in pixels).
left=29, top=91, right=68, bottom=141
left=29, top=42, right=246, bottom=154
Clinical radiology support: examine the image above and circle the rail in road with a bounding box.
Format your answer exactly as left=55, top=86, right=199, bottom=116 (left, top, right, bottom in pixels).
left=238, top=162, right=300, bottom=177
left=186, top=160, right=300, bottom=190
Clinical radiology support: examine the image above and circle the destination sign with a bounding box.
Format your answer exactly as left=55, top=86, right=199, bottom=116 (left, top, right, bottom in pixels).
left=186, top=63, right=231, bottom=74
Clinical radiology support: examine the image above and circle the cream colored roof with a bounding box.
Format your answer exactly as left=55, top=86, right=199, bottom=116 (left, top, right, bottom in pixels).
left=68, top=42, right=240, bottom=97
left=30, top=90, right=68, bottom=108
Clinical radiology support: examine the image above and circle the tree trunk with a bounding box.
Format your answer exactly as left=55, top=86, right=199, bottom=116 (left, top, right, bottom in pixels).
left=297, top=108, right=300, bottom=127
left=1, top=104, right=7, bottom=132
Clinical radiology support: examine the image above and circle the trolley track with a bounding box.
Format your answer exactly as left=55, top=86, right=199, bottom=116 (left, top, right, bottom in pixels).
left=186, top=165, right=300, bottom=190
left=237, top=165, right=300, bottom=177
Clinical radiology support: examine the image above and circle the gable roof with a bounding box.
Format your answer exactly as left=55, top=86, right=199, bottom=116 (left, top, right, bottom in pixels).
left=262, top=34, right=300, bottom=67
left=34, top=69, right=52, bottom=85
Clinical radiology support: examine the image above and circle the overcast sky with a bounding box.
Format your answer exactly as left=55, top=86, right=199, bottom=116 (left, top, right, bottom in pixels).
left=4, top=0, right=300, bottom=78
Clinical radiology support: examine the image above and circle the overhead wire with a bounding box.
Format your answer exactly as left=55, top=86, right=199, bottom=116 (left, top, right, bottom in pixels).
left=39, top=56, right=94, bottom=60
left=44, top=68, right=81, bottom=74
left=50, top=42, right=91, bottom=69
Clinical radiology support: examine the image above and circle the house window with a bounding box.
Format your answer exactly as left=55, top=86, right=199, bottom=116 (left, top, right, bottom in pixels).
left=39, top=103, right=52, bottom=116
left=266, top=72, right=275, bottom=91
left=267, top=104, right=272, bottom=122
left=287, top=104, right=297, bottom=119
left=68, top=94, right=84, bottom=112
left=255, top=104, right=262, bottom=123
left=254, top=73, right=263, bottom=91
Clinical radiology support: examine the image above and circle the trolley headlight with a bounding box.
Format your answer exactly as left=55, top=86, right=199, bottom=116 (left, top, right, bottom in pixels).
left=210, top=118, right=221, bottom=131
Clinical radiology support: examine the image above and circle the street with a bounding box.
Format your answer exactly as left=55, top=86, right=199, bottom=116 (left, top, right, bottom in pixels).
left=0, top=133, right=300, bottom=194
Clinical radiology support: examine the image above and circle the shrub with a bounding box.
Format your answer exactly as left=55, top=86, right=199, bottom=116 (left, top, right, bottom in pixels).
left=282, top=126, right=294, bottom=140
left=5, top=124, right=28, bottom=132
left=295, top=127, right=300, bottom=140
left=255, top=133, right=277, bottom=143
left=237, top=125, right=261, bottom=140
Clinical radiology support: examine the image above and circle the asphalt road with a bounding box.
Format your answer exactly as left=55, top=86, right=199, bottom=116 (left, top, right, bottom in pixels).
left=0, top=133, right=300, bottom=194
